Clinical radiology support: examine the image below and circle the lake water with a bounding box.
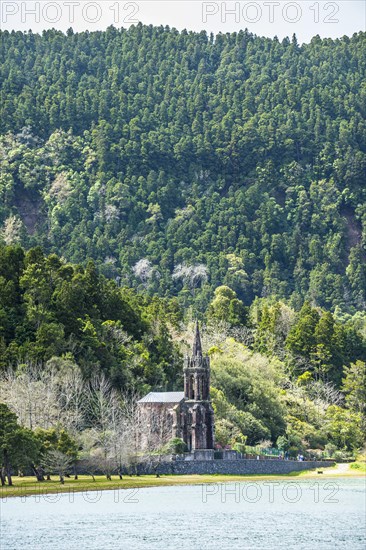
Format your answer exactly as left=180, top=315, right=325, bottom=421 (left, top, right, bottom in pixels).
left=1, top=477, right=365, bottom=550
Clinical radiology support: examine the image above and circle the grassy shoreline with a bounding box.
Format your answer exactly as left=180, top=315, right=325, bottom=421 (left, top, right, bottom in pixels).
left=1, top=463, right=364, bottom=499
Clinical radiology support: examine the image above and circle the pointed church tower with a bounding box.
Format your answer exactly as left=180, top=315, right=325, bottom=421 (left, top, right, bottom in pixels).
left=184, top=321, right=210, bottom=401
left=192, top=320, right=203, bottom=357
left=183, top=322, right=214, bottom=450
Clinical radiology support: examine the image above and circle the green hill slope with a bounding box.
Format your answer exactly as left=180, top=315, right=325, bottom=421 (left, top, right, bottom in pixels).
left=0, top=26, right=365, bottom=311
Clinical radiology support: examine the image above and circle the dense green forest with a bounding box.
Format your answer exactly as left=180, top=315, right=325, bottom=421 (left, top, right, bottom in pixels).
left=0, top=244, right=365, bottom=468
left=0, top=26, right=365, bottom=477
left=1, top=26, right=365, bottom=312
left=0, top=245, right=183, bottom=390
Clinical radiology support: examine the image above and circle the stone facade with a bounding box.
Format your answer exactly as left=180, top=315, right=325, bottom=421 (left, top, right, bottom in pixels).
left=138, top=322, right=214, bottom=451
left=137, top=401, right=178, bottom=451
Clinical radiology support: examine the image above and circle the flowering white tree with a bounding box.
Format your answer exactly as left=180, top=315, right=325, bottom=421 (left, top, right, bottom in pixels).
left=1, top=215, right=23, bottom=245
left=105, top=204, right=119, bottom=222
left=47, top=172, right=72, bottom=204
left=172, top=263, right=208, bottom=293
left=0, top=360, right=86, bottom=432
left=1, top=364, right=60, bottom=430
left=198, top=320, right=255, bottom=350
left=132, top=258, right=154, bottom=287
left=85, top=375, right=142, bottom=479
left=43, top=449, right=73, bottom=484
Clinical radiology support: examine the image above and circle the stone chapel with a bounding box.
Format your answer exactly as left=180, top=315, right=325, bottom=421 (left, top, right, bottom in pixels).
left=138, top=322, right=215, bottom=452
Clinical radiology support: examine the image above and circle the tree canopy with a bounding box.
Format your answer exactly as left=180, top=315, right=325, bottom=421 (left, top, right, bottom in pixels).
left=0, top=27, right=365, bottom=314
left=0, top=26, right=365, bottom=471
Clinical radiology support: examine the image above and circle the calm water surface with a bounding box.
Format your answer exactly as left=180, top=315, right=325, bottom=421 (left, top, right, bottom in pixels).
left=1, top=477, right=365, bottom=550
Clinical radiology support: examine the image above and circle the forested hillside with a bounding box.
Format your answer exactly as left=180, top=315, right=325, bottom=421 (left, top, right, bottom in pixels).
left=0, top=245, right=183, bottom=390
left=0, top=244, right=365, bottom=460
left=1, top=26, right=365, bottom=312
left=0, top=27, right=365, bottom=472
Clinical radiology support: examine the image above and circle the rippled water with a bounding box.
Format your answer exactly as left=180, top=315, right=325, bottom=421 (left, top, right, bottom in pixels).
left=1, top=477, right=365, bottom=549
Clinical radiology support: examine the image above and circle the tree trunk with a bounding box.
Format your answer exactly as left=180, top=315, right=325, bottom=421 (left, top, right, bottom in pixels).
left=4, top=450, right=12, bottom=486
left=60, top=474, right=64, bottom=484
left=31, top=463, right=45, bottom=482
left=73, top=464, right=78, bottom=480
left=0, top=468, right=6, bottom=486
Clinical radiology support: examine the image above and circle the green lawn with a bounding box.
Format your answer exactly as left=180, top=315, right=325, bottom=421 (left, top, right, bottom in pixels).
left=1, top=464, right=364, bottom=499
left=350, top=461, right=366, bottom=472
left=0, top=473, right=295, bottom=499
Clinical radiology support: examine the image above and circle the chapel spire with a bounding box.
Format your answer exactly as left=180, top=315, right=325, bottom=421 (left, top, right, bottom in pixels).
left=192, top=320, right=203, bottom=357
left=183, top=322, right=214, bottom=449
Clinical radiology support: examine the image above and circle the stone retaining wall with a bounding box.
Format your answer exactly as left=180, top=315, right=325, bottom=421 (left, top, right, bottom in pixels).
left=140, top=459, right=334, bottom=476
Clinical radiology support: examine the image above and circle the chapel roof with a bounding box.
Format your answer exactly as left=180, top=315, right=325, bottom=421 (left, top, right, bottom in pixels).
left=138, top=391, right=185, bottom=404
